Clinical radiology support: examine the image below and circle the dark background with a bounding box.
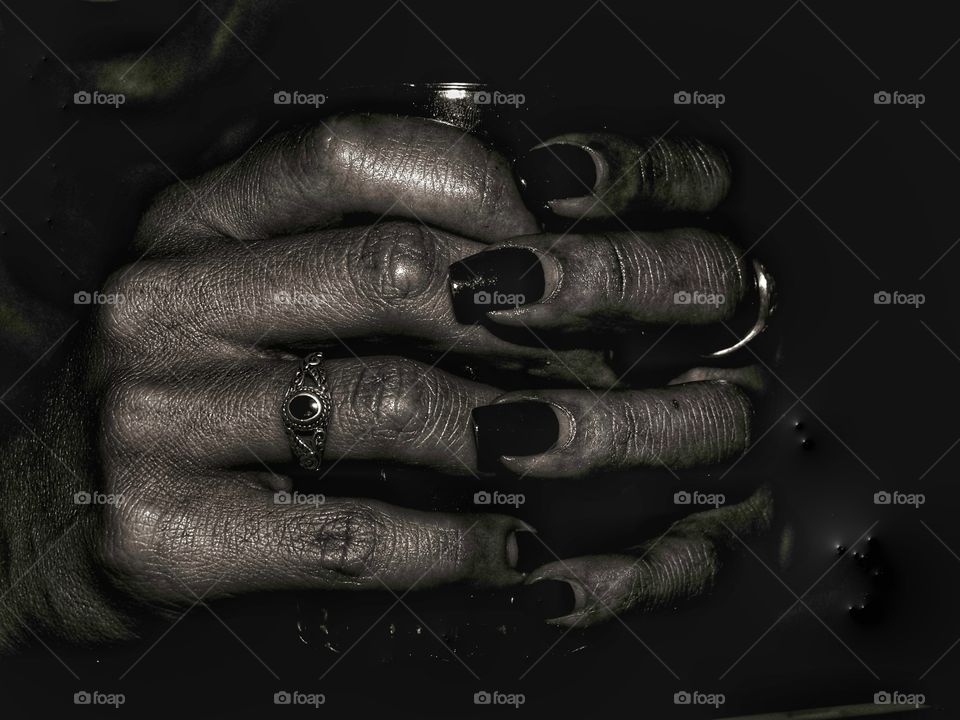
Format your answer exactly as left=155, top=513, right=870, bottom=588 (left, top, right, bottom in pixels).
left=0, top=0, right=957, bottom=717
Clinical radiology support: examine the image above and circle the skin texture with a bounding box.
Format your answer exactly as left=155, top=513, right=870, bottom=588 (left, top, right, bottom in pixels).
left=528, top=486, right=774, bottom=627
left=0, top=113, right=773, bottom=648
left=535, top=133, right=732, bottom=218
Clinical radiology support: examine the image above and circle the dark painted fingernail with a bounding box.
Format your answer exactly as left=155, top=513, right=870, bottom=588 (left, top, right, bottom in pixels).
left=472, top=401, right=559, bottom=473
left=514, top=530, right=550, bottom=573
left=515, top=144, right=596, bottom=203
left=519, top=579, right=577, bottom=619
left=506, top=527, right=538, bottom=569
left=448, top=247, right=545, bottom=324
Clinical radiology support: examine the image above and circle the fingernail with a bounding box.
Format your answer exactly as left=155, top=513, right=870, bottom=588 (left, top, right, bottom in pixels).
left=448, top=247, right=545, bottom=324
left=519, top=579, right=577, bottom=619
left=514, top=530, right=550, bottom=573
left=505, top=527, right=537, bottom=568
left=515, top=144, right=597, bottom=203
left=472, top=401, right=559, bottom=473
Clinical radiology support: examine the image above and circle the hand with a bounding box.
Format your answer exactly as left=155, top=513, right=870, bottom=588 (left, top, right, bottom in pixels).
left=0, top=113, right=773, bottom=646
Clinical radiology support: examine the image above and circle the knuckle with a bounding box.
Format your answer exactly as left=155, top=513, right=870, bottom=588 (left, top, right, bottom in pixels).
left=591, top=234, right=629, bottom=304
left=702, top=380, right=753, bottom=450
left=98, top=377, right=167, bottom=459
left=311, top=503, right=388, bottom=577
left=284, top=121, right=338, bottom=194
left=671, top=228, right=747, bottom=309
left=612, top=383, right=751, bottom=467
left=350, top=222, right=441, bottom=306
left=98, top=491, right=160, bottom=584
left=348, top=358, right=434, bottom=441
left=132, top=184, right=190, bottom=255
left=93, top=262, right=166, bottom=348
left=637, top=535, right=720, bottom=606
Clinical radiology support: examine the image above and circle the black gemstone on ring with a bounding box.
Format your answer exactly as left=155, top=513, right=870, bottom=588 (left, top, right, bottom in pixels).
left=288, top=392, right=322, bottom=422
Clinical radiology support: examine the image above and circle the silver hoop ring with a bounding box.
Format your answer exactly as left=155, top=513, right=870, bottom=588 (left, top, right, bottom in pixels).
left=281, top=352, right=332, bottom=470
left=707, top=258, right=777, bottom=358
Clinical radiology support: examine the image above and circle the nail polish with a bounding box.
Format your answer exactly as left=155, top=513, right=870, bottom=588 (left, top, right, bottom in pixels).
left=448, top=247, right=545, bottom=324
left=514, top=530, right=551, bottom=573
left=519, top=579, right=577, bottom=619
left=514, top=144, right=596, bottom=203
left=472, top=400, right=559, bottom=473
left=506, top=528, right=539, bottom=569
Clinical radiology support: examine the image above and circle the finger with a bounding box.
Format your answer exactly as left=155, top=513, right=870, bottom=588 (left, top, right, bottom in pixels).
left=135, top=114, right=539, bottom=254
left=105, top=477, right=532, bottom=602
left=519, top=487, right=773, bottom=626
left=514, top=132, right=731, bottom=218
left=108, top=222, right=619, bottom=387
left=471, top=380, right=751, bottom=475
left=447, top=229, right=752, bottom=327
left=110, top=357, right=496, bottom=473
left=668, top=364, right=768, bottom=397
left=112, top=365, right=749, bottom=476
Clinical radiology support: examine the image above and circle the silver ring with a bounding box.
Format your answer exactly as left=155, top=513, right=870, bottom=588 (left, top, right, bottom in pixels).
left=707, top=258, right=777, bottom=358
left=281, top=352, right=332, bottom=470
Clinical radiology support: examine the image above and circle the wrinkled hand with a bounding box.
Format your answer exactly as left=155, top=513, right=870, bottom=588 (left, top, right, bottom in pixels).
left=0, top=114, right=773, bottom=646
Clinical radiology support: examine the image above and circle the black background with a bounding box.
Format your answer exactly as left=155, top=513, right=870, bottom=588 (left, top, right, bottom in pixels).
left=0, top=1, right=958, bottom=717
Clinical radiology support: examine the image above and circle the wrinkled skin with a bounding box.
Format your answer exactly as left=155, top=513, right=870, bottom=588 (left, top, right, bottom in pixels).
left=0, top=113, right=773, bottom=648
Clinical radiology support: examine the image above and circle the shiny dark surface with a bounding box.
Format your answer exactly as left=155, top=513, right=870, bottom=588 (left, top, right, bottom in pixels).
left=471, top=400, right=561, bottom=472
left=448, top=247, right=546, bottom=323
